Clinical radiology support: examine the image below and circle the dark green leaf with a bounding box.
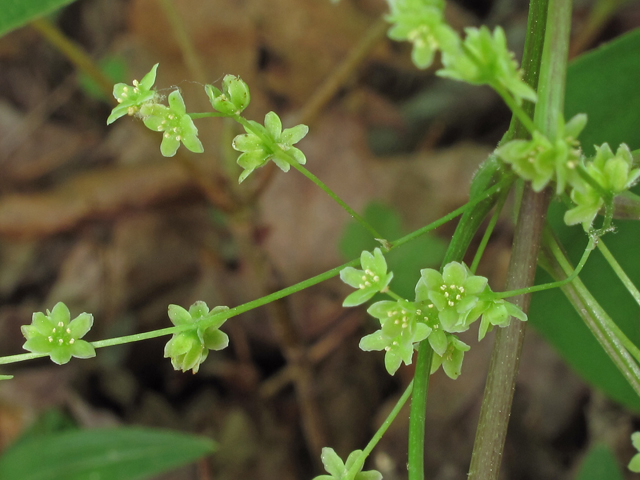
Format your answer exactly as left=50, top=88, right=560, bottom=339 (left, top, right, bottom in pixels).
left=574, top=444, right=623, bottom=480
left=0, top=0, right=78, bottom=38
left=0, top=427, right=216, bottom=480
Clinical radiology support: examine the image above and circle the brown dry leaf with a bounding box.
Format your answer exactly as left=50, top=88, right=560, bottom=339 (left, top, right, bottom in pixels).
left=0, top=160, right=195, bottom=238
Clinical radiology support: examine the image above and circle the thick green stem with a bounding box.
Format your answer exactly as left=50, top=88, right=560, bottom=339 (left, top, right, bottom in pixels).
left=540, top=232, right=640, bottom=389
left=468, top=0, right=555, bottom=478
left=407, top=343, right=433, bottom=480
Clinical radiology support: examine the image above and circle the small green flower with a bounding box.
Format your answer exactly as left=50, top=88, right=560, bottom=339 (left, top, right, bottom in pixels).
left=107, top=63, right=159, bottom=125
left=628, top=432, right=640, bottom=472
left=496, top=113, right=587, bottom=194
left=468, top=296, right=528, bottom=341
left=385, top=0, right=459, bottom=69
left=415, top=261, right=488, bottom=333
left=565, top=143, right=640, bottom=230
left=340, top=248, right=394, bottom=307
left=430, top=334, right=469, bottom=380
left=359, top=299, right=431, bottom=375
left=313, top=448, right=382, bottom=480
left=21, top=302, right=95, bottom=365
left=205, top=75, right=251, bottom=116
left=232, top=111, right=309, bottom=183
left=140, top=90, right=204, bottom=157
left=164, top=301, right=229, bottom=374
left=438, top=26, right=537, bottom=105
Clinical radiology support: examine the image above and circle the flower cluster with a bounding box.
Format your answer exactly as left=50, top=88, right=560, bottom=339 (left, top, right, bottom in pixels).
left=313, top=448, right=381, bottom=480
left=341, top=255, right=527, bottom=378
left=164, top=301, right=229, bottom=374
left=438, top=26, right=537, bottom=105
left=385, top=0, right=458, bottom=69
left=205, top=75, right=250, bottom=116
left=496, top=113, right=587, bottom=194
left=21, top=302, right=96, bottom=365
left=232, top=112, right=309, bottom=183
left=339, top=248, right=394, bottom=307
left=107, top=64, right=203, bottom=157
left=565, top=143, right=640, bottom=230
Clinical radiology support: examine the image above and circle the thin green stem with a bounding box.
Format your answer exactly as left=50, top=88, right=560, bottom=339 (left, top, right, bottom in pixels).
left=346, top=380, right=415, bottom=478
left=189, top=112, right=227, bottom=119
left=232, top=114, right=384, bottom=241
left=470, top=187, right=509, bottom=273
left=493, top=234, right=595, bottom=298
left=542, top=231, right=640, bottom=374
left=385, top=290, right=405, bottom=302
left=407, top=342, right=433, bottom=480
left=598, top=240, right=640, bottom=309
left=0, top=176, right=512, bottom=368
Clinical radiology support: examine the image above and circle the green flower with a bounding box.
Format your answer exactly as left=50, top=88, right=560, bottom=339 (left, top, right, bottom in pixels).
left=140, top=91, right=204, bottom=157
left=438, top=26, right=537, bottom=105
left=205, top=75, right=251, bottom=116
left=468, top=296, right=528, bottom=341
left=232, top=111, right=309, bottom=183
left=164, top=301, right=229, bottom=374
left=340, top=248, right=394, bottom=307
left=359, top=299, right=431, bottom=375
left=21, top=302, right=95, bottom=365
left=415, top=261, right=488, bottom=333
left=313, top=448, right=381, bottom=480
left=565, top=143, right=640, bottom=230
left=496, top=113, right=587, bottom=194
left=107, top=63, right=159, bottom=125
left=629, top=432, right=640, bottom=473
left=430, top=334, right=469, bottom=380
left=385, top=0, right=459, bottom=69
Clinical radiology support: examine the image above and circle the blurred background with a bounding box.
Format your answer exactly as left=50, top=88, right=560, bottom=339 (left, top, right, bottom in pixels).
left=0, top=0, right=639, bottom=478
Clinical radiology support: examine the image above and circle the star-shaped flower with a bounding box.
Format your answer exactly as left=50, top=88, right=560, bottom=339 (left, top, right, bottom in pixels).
left=565, top=143, right=640, bottom=230
left=359, top=299, right=431, bottom=375
left=430, top=334, right=469, bottom=380
left=438, top=26, right=537, bottom=105
left=340, top=248, right=394, bottom=307
left=415, top=261, right=488, bottom=333
left=21, top=302, right=95, bottom=365
left=107, top=63, right=159, bottom=125
left=495, top=113, right=587, bottom=194
left=232, top=111, right=308, bottom=183
left=140, top=90, right=204, bottom=157
left=313, top=448, right=381, bottom=480
left=164, top=301, right=229, bottom=374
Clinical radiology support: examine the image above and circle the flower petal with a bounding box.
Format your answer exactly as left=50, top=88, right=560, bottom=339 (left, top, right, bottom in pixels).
left=281, top=124, right=309, bottom=145
left=50, top=346, right=73, bottom=365
left=168, top=305, right=192, bottom=326
left=70, top=340, right=96, bottom=359
left=160, top=135, right=180, bottom=157
left=68, top=313, right=94, bottom=339
left=264, top=111, right=282, bottom=139
left=167, top=90, right=187, bottom=115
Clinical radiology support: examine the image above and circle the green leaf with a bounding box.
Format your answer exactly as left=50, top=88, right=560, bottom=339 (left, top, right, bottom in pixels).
left=528, top=27, right=640, bottom=413
left=565, top=28, right=640, bottom=156
left=0, top=0, right=78, bottom=38
left=0, top=427, right=216, bottom=480
left=574, top=444, right=623, bottom=480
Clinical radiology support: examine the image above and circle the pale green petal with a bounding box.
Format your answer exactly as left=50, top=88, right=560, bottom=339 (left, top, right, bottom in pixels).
left=420, top=268, right=443, bottom=290
left=203, top=329, right=229, bottom=351
left=413, top=323, right=432, bottom=343
left=340, top=267, right=366, bottom=289
left=442, top=262, right=466, bottom=286
left=321, top=448, right=344, bottom=477
left=232, top=133, right=263, bottom=152
left=181, top=133, right=204, bottom=154
left=281, top=124, right=309, bottom=145
left=168, top=304, right=192, bottom=326
left=343, top=289, right=376, bottom=307
left=264, top=111, right=282, bottom=139
left=160, top=135, right=180, bottom=157
left=50, top=346, right=73, bottom=365
left=428, top=329, right=447, bottom=355
left=50, top=302, right=70, bottom=326
left=168, top=91, right=187, bottom=115
left=359, top=331, right=388, bottom=351
left=32, top=312, right=54, bottom=336
left=70, top=340, right=96, bottom=359
left=23, top=336, right=54, bottom=354
left=139, top=63, right=159, bottom=90
left=345, top=450, right=363, bottom=471
left=68, top=313, right=94, bottom=339
left=188, top=301, right=210, bottom=319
